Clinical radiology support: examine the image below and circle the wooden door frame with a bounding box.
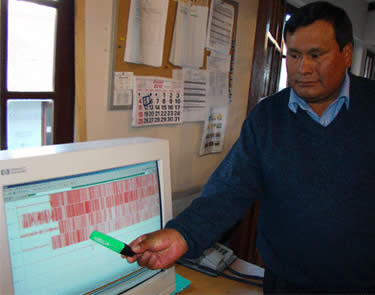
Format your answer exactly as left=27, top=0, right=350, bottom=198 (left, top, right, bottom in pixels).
left=229, top=0, right=286, bottom=267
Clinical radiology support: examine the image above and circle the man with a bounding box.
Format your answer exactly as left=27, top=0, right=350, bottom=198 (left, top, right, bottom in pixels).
left=126, top=2, right=375, bottom=293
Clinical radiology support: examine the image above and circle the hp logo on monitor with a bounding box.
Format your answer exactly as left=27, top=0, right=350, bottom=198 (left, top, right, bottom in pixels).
left=1, top=169, right=10, bottom=176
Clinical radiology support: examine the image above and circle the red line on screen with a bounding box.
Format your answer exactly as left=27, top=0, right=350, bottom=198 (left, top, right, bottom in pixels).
left=23, top=243, right=49, bottom=252
left=20, top=227, right=58, bottom=238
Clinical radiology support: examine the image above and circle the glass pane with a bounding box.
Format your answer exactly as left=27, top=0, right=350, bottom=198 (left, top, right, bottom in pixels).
left=7, top=99, right=54, bottom=149
left=7, top=0, right=57, bottom=91
left=278, top=14, right=291, bottom=91
left=278, top=57, right=287, bottom=91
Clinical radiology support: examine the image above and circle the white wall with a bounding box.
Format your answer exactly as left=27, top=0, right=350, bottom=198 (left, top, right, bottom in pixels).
left=84, top=0, right=259, bottom=198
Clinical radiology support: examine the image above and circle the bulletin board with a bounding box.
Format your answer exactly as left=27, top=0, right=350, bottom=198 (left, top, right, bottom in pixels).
left=108, top=0, right=238, bottom=110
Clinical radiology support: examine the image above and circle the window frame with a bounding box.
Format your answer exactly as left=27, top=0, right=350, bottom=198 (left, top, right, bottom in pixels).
left=246, top=0, right=286, bottom=112
left=0, top=0, right=75, bottom=150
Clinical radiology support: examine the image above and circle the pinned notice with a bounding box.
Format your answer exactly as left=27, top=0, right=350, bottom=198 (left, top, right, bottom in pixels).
left=124, top=0, right=169, bottom=67
left=169, top=0, right=209, bottom=68
left=206, top=0, right=234, bottom=54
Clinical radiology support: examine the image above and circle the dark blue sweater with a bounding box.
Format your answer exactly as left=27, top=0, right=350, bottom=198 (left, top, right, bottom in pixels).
left=166, top=74, right=375, bottom=291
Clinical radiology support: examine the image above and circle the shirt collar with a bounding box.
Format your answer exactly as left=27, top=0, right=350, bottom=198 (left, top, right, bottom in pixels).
left=288, top=71, right=350, bottom=114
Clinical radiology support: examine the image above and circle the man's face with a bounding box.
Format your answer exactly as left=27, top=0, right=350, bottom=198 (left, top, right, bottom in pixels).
left=285, top=20, right=352, bottom=104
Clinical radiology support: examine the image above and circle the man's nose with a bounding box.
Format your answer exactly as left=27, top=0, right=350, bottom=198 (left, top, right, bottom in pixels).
left=298, top=55, right=314, bottom=74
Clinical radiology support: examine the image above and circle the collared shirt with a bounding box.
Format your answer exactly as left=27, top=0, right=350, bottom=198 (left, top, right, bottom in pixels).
left=288, top=72, right=350, bottom=127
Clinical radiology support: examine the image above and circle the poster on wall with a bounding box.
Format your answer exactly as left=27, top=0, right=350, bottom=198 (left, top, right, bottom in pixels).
left=199, top=106, right=228, bottom=155
left=132, top=76, right=184, bottom=127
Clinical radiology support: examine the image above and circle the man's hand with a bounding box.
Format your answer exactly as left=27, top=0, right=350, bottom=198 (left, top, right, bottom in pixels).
left=123, top=228, right=188, bottom=269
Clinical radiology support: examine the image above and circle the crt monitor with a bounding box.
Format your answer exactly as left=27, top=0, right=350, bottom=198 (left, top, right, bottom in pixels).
left=0, top=137, right=175, bottom=295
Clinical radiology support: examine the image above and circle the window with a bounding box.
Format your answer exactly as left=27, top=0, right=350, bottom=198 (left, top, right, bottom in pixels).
left=277, top=14, right=290, bottom=91
left=0, top=0, right=75, bottom=150
left=277, top=4, right=298, bottom=91
left=364, top=50, right=375, bottom=79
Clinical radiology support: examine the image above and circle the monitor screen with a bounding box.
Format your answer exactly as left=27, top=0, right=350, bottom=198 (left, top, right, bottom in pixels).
left=0, top=137, right=175, bottom=295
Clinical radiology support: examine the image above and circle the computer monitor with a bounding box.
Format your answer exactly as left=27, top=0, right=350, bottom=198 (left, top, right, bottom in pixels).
left=0, top=137, right=175, bottom=295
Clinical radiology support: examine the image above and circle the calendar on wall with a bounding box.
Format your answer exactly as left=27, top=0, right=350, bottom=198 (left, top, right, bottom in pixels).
left=132, top=76, right=184, bottom=127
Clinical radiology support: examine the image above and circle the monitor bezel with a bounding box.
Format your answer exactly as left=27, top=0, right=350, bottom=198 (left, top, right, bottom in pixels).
left=0, top=137, right=175, bottom=295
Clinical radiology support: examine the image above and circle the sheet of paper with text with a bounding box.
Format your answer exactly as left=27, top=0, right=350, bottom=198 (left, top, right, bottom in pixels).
left=124, top=0, right=169, bottom=67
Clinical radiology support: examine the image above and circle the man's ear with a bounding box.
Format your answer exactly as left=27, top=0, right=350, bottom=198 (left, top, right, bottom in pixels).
left=342, top=42, right=353, bottom=68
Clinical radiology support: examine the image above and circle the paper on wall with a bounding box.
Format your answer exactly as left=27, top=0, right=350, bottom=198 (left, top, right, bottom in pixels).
left=169, top=1, right=209, bottom=68
left=124, top=0, right=169, bottom=67
left=199, top=106, right=228, bottom=155
left=206, top=71, right=229, bottom=107
left=206, top=0, right=234, bottom=54
left=206, top=51, right=231, bottom=72
left=173, top=68, right=209, bottom=122
left=113, top=72, right=134, bottom=107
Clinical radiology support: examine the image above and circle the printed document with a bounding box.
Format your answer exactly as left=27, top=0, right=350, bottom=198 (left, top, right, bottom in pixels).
left=113, top=72, right=134, bottom=107
left=207, top=51, right=231, bottom=72
left=169, top=1, right=209, bottom=68
left=125, top=0, right=169, bottom=67
left=206, top=0, right=234, bottom=54
left=207, top=71, right=229, bottom=107
left=173, top=68, right=209, bottom=122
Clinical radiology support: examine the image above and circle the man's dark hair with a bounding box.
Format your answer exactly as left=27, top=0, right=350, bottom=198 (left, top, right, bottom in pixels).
left=283, top=1, right=353, bottom=50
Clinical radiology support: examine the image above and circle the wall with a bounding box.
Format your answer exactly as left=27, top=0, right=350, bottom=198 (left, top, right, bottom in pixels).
left=84, top=0, right=259, bottom=198
left=364, top=10, right=375, bottom=48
